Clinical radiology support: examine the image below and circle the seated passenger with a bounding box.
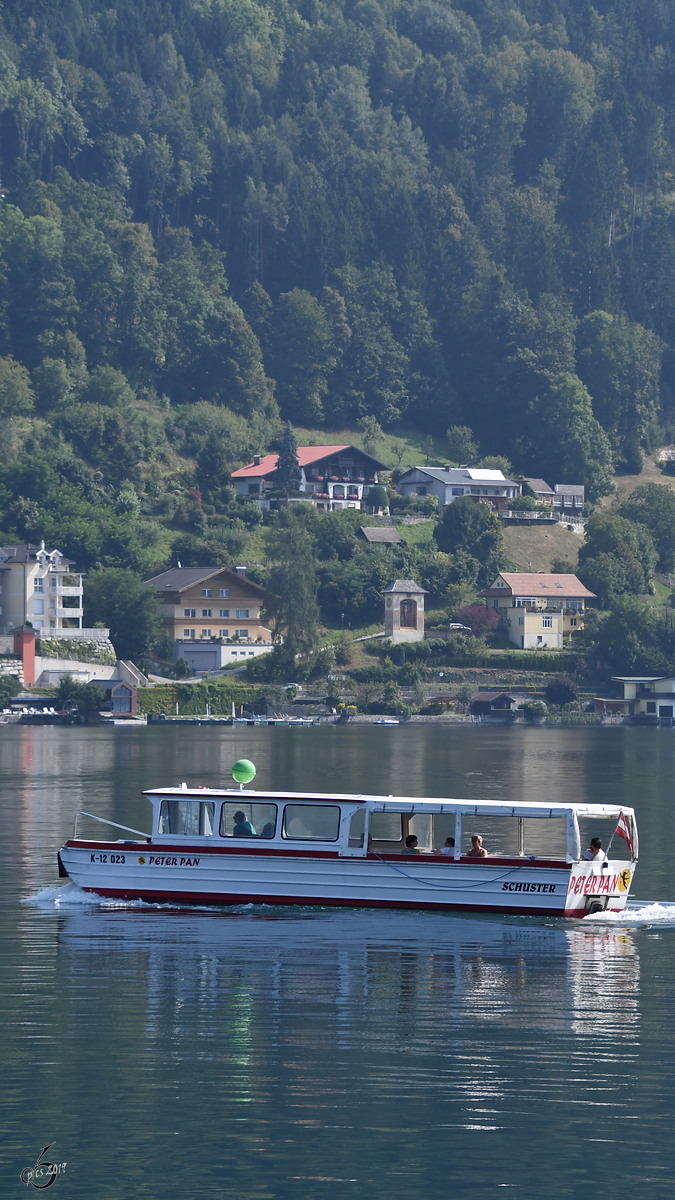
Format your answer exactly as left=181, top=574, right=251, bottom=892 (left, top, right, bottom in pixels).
left=260, top=822, right=275, bottom=839
left=440, top=837, right=455, bottom=856
left=402, top=834, right=419, bottom=854
left=582, top=837, right=606, bottom=861
left=467, top=834, right=488, bottom=857
left=232, top=810, right=257, bottom=837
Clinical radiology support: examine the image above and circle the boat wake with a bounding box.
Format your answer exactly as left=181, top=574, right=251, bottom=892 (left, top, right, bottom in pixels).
left=584, top=901, right=675, bottom=926
left=22, top=883, right=262, bottom=913
left=23, top=883, right=143, bottom=908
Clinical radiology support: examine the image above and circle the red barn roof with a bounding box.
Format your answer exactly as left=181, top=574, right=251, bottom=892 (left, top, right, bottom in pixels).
left=232, top=445, right=386, bottom=478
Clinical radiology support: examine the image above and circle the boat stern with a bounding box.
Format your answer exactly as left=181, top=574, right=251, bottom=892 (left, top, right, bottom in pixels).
left=564, top=860, right=634, bottom=917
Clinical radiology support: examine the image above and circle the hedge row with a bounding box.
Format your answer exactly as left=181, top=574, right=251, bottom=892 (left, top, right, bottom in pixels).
left=137, top=682, right=260, bottom=715
left=365, top=638, right=585, bottom=675
left=37, top=637, right=117, bottom=665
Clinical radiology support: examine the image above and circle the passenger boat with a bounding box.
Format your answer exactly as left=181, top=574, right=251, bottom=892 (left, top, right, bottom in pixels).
left=57, top=762, right=638, bottom=918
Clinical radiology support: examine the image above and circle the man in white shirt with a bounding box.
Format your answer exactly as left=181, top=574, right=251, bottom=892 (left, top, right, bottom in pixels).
left=582, top=837, right=606, bottom=861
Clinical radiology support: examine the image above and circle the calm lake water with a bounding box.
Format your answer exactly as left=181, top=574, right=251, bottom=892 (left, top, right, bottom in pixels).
left=3, top=723, right=675, bottom=1199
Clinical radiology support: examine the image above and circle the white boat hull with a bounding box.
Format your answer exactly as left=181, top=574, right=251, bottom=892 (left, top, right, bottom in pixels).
left=59, top=842, right=634, bottom=918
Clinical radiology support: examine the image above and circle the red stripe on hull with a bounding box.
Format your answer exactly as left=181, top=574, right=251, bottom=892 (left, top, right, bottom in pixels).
left=65, top=841, right=569, bottom=868
left=81, top=886, right=567, bottom=917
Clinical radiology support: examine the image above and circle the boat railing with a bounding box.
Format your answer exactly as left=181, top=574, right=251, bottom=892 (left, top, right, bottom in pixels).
left=73, top=811, right=150, bottom=841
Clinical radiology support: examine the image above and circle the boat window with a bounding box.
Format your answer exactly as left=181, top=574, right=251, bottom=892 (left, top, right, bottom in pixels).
left=220, top=802, right=277, bottom=838
left=453, top=815, right=566, bottom=858
left=160, top=801, right=215, bottom=837
left=370, top=812, right=404, bottom=842
left=348, top=808, right=365, bottom=847
left=282, top=804, right=340, bottom=841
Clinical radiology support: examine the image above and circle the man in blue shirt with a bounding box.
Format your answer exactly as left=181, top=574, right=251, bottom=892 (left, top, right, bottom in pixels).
left=233, top=810, right=257, bottom=837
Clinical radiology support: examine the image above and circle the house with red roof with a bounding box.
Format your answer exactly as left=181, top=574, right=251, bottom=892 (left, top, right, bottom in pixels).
left=479, top=572, right=596, bottom=649
left=231, top=445, right=387, bottom=511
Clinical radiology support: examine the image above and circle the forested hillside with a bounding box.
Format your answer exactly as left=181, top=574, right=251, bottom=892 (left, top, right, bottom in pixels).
left=0, top=0, right=674, bottom=570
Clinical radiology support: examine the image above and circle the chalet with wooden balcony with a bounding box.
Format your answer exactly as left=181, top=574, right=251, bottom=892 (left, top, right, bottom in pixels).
left=231, top=445, right=387, bottom=511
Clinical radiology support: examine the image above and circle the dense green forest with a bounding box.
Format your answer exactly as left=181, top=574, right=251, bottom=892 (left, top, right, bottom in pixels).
left=0, top=0, right=675, bottom=572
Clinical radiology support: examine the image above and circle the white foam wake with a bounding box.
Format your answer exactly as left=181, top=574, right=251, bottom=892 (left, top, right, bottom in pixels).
left=584, top=902, right=675, bottom=925
left=21, top=883, right=255, bottom=913
left=22, top=883, right=102, bottom=907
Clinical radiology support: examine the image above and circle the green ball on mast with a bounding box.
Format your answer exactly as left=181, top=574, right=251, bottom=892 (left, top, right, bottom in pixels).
left=232, top=759, right=256, bottom=788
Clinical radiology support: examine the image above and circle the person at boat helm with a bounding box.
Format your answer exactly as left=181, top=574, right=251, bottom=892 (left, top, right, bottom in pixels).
left=582, top=837, right=606, bottom=861
left=233, top=810, right=257, bottom=837
left=468, top=834, right=488, bottom=857
left=402, top=834, right=419, bottom=854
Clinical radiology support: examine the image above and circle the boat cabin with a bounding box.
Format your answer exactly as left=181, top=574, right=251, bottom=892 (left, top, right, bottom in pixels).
left=141, top=788, right=637, bottom=864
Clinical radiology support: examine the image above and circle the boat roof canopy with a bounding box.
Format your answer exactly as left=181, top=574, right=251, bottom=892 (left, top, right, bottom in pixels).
left=143, top=788, right=634, bottom=821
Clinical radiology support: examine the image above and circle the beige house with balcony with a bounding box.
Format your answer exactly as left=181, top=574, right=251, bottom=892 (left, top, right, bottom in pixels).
left=479, top=572, right=596, bottom=649
left=0, top=542, right=84, bottom=632
left=144, top=566, right=275, bottom=668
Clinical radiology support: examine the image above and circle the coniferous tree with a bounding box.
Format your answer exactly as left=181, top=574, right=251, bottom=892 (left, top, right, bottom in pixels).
left=264, top=508, right=319, bottom=662
left=274, top=422, right=301, bottom=497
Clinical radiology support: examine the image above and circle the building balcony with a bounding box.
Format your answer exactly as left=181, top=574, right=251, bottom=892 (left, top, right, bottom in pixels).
left=53, top=586, right=82, bottom=597
left=56, top=606, right=83, bottom=618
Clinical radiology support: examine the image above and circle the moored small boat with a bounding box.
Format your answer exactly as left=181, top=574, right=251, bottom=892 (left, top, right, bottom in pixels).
left=57, top=761, right=638, bottom=918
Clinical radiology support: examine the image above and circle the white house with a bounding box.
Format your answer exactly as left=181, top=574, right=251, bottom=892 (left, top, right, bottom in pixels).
left=0, top=542, right=84, bottom=632
left=396, top=467, right=521, bottom=511
left=231, top=444, right=387, bottom=511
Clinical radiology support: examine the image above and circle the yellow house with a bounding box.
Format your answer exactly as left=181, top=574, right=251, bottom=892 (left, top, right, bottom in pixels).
left=479, top=572, right=596, bottom=649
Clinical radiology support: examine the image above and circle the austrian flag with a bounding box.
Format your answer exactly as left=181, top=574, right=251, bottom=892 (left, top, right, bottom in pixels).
left=614, top=812, right=634, bottom=856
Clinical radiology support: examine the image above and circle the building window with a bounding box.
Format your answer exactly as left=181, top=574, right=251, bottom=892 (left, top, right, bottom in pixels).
left=496, top=580, right=505, bottom=587
left=219, top=589, right=229, bottom=598
left=416, top=486, right=427, bottom=496
left=399, top=599, right=417, bottom=629
left=184, top=608, right=196, bottom=618
left=202, top=589, right=212, bottom=597
left=248, top=484, right=260, bottom=494
left=537, top=635, right=543, bottom=644
left=34, top=620, right=44, bottom=629
left=49, top=620, right=55, bottom=628
left=235, top=609, right=249, bottom=619
left=518, top=616, right=524, bottom=626
left=542, top=616, right=553, bottom=628
left=183, top=629, right=191, bottom=638
left=493, top=599, right=499, bottom=607
left=219, top=629, right=229, bottom=637
left=570, top=618, right=577, bottom=627
left=451, top=488, right=464, bottom=496
left=33, top=598, right=44, bottom=614
left=219, top=609, right=230, bottom=617
left=34, top=577, right=44, bottom=592
left=647, top=702, right=656, bottom=714
left=237, top=629, right=248, bottom=639
left=200, top=629, right=211, bottom=638
left=50, top=576, right=57, bottom=588
left=202, top=608, right=212, bottom=617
